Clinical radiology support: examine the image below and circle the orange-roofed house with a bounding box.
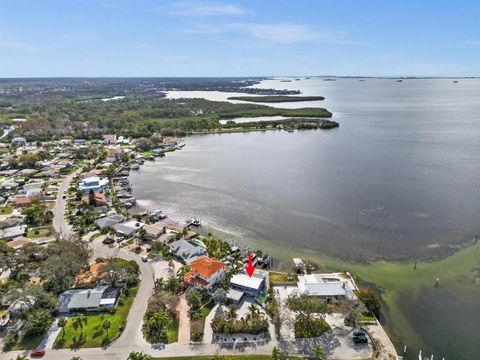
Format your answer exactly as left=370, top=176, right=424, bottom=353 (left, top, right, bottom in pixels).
left=14, top=197, right=33, bottom=207
left=183, top=256, right=227, bottom=290
left=82, top=192, right=108, bottom=206
left=76, top=262, right=108, bottom=285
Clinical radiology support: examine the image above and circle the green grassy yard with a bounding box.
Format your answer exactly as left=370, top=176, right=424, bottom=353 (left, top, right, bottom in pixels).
left=53, top=287, right=137, bottom=349
left=269, top=271, right=298, bottom=283
left=0, top=202, right=14, bottom=214
left=27, top=226, right=55, bottom=238
left=167, top=318, right=179, bottom=343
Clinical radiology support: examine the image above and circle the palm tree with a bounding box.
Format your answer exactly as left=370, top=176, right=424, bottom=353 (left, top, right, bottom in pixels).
left=58, top=317, right=67, bottom=338
left=209, top=354, right=226, bottom=360
left=271, top=346, right=286, bottom=360
left=227, top=304, right=237, bottom=320
left=248, top=303, right=260, bottom=318
left=127, top=352, right=152, bottom=360
left=102, top=319, right=111, bottom=339
left=154, top=277, right=165, bottom=289
left=70, top=357, right=82, bottom=360
left=72, top=313, right=88, bottom=335
left=312, top=344, right=327, bottom=360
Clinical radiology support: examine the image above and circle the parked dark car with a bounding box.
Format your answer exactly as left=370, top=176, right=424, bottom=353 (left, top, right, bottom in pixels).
left=353, top=328, right=366, bottom=336
left=353, top=334, right=368, bottom=344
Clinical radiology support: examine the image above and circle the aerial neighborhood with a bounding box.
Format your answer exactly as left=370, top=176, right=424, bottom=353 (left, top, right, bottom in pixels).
left=0, top=131, right=397, bottom=360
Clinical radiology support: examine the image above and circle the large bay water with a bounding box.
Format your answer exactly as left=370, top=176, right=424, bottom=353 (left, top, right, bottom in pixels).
left=130, top=78, right=480, bottom=359
left=135, top=78, right=480, bottom=261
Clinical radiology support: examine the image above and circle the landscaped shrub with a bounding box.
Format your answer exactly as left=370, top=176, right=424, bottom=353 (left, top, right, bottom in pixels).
left=294, top=316, right=330, bottom=338
left=210, top=315, right=269, bottom=335
left=190, top=320, right=204, bottom=342
left=102, top=237, right=115, bottom=245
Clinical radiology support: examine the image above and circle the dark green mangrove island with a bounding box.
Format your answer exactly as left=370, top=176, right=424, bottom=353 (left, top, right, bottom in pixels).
left=200, top=118, right=339, bottom=134
left=227, top=95, right=325, bottom=103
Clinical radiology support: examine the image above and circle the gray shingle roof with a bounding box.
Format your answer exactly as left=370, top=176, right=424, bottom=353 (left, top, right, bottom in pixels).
left=58, top=286, right=108, bottom=312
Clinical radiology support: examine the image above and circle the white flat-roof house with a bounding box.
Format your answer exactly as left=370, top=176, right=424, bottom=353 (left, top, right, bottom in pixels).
left=227, top=269, right=268, bottom=304
left=12, top=137, right=27, bottom=147
left=78, top=176, right=109, bottom=194
left=297, top=273, right=357, bottom=302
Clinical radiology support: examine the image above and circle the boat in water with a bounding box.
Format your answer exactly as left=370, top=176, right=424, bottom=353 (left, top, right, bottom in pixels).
left=185, top=218, right=202, bottom=227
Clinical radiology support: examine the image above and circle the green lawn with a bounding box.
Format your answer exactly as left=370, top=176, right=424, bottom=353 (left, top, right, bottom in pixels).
left=0, top=202, right=14, bottom=214
left=167, top=318, right=179, bottom=343
left=269, top=271, right=298, bottom=283
left=27, top=226, right=55, bottom=238
left=53, top=287, right=137, bottom=349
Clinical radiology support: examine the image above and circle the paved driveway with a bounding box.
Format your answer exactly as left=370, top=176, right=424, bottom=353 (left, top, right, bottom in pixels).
left=176, top=296, right=191, bottom=344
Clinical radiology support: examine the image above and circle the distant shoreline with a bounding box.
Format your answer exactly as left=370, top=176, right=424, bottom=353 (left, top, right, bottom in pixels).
left=227, top=95, right=325, bottom=103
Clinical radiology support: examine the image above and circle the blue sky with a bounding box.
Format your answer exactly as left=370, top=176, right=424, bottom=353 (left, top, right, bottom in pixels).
left=1, top=0, right=479, bottom=77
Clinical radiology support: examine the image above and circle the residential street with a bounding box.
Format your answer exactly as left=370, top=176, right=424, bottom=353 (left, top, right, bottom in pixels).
left=51, top=170, right=80, bottom=237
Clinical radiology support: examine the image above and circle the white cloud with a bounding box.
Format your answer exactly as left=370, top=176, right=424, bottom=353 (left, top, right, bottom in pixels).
left=163, top=1, right=245, bottom=16
left=183, top=22, right=358, bottom=45
left=242, top=23, right=322, bottom=44
left=0, top=41, right=38, bottom=52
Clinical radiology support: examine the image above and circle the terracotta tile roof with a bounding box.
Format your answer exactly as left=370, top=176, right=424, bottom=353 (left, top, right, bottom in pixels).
left=82, top=192, right=107, bottom=205
left=184, top=256, right=226, bottom=284
left=15, top=197, right=32, bottom=205
left=7, top=236, right=31, bottom=249
left=75, top=262, right=108, bottom=285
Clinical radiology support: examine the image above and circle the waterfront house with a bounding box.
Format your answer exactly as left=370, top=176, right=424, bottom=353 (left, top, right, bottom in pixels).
left=82, top=192, right=108, bottom=206
left=96, top=214, right=124, bottom=229
left=171, top=239, right=206, bottom=263
left=106, top=146, right=122, bottom=162
left=142, top=224, right=164, bottom=240
left=57, top=286, right=120, bottom=313
left=296, top=273, right=357, bottom=302
left=183, top=256, right=227, bottom=290
left=78, top=176, right=109, bottom=194
left=112, top=219, right=144, bottom=237
left=227, top=269, right=268, bottom=304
